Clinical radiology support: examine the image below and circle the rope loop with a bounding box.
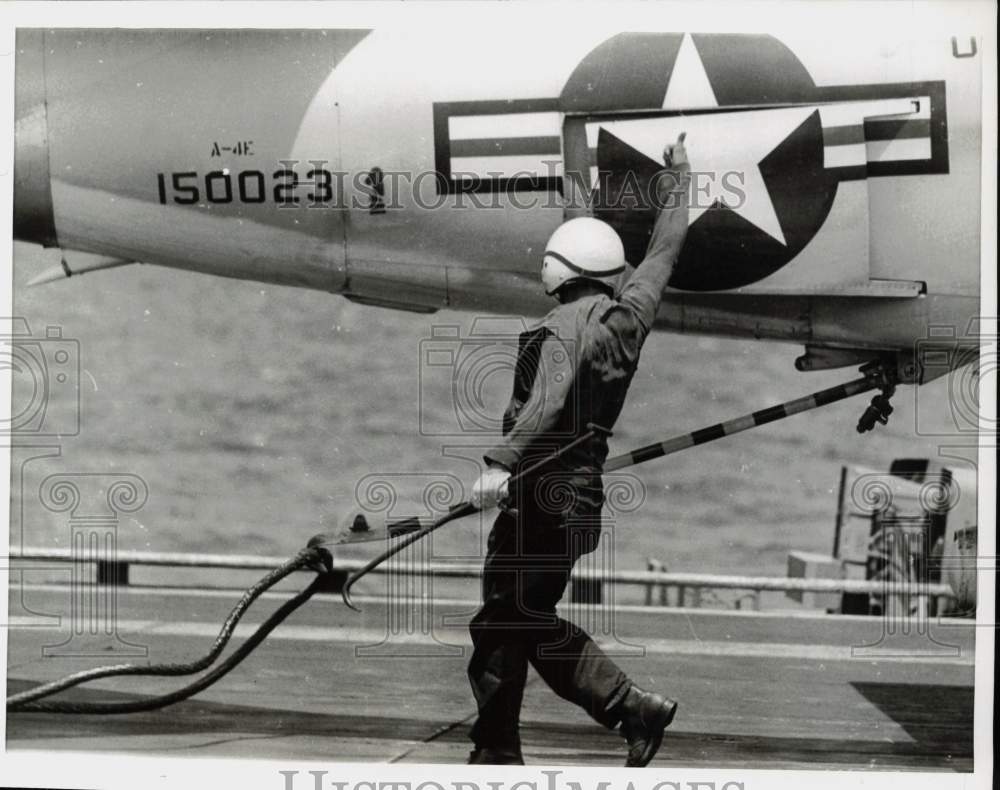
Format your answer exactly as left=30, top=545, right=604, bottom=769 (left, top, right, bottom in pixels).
left=7, top=543, right=332, bottom=714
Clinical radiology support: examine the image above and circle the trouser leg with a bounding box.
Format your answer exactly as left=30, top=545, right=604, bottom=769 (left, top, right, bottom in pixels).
left=527, top=620, right=630, bottom=728
left=467, top=508, right=631, bottom=750
left=519, top=522, right=630, bottom=728
left=468, top=510, right=529, bottom=752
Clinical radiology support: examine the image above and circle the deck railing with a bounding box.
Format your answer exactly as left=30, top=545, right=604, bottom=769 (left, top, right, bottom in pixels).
left=6, top=546, right=955, bottom=613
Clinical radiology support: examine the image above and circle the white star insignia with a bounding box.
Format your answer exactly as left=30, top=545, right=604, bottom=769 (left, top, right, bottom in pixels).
left=662, top=33, right=718, bottom=110
left=590, top=35, right=815, bottom=246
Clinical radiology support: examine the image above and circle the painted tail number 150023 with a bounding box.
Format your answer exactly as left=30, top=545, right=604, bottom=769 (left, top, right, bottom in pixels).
left=156, top=168, right=336, bottom=206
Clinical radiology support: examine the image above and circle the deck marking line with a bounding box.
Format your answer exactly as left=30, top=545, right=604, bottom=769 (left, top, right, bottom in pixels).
left=7, top=618, right=974, bottom=665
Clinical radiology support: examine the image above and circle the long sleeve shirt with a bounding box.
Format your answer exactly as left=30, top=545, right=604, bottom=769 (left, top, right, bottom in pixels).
left=485, top=162, right=691, bottom=476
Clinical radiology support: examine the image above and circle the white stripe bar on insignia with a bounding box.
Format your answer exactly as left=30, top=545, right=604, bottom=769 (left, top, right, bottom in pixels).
left=824, top=143, right=867, bottom=169
left=448, top=111, right=563, bottom=181
left=867, top=137, right=932, bottom=163
left=819, top=96, right=931, bottom=169
left=823, top=133, right=932, bottom=169
left=818, top=97, right=922, bottom=128
left=450, top=155, right=563, bottom=179
left=448, top=111, right=561, bottom=140
left=880, top=97, right=931, bottom=120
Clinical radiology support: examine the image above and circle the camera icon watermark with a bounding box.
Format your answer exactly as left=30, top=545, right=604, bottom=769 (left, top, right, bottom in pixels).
left=418, top=316, right=576, bottom=438
left=913, top=317, right=997, bottom=438
left=1, top=317, right=80, bottom=438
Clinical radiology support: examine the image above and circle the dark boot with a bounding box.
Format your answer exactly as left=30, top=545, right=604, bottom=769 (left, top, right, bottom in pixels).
left=467, top=747, right=525, bottom=765
left=617, top=684, right=678, bottom=767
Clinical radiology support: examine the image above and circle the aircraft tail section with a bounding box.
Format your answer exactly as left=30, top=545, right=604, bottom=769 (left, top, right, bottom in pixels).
left=13, top=30, right=57, bottom=248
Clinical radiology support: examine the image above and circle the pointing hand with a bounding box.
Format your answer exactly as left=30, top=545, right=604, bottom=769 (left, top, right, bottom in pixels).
left=663, top=132, right=688, bottom=168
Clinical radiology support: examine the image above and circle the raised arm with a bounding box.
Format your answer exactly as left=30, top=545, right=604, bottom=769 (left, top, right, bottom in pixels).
left=615, top=133, right=691, bottom=340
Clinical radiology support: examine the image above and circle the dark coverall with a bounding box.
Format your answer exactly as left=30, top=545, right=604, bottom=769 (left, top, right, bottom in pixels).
left=468, top=163, right=691, bottom=752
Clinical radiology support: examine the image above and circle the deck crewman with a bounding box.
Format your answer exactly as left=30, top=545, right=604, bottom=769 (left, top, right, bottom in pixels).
left=467, top=133, right=692, bottom=766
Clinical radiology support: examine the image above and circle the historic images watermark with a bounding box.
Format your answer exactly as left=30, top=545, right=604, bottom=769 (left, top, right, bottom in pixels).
left=343, top=314, right=652, bottom=657
left=341, top=467, right=647, bottom=660
left=278, top=773, right=746, bottom=790
left=418, top=317, right=577, bottom=439
left=836, top=318, right=996, bottom=657
left=1, top=317, right=80, bottom=440
left=845, top=470, right=965, bottom=657
left=912, top=317, right=996, bottom=438
left=172, top=158, right=744, bottom=214
left=3, top=317, right=152, bottom=657
left=36, top=473, right=149, bottom=657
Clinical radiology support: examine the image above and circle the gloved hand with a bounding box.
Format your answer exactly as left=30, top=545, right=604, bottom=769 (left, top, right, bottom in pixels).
left=654, top=132, right=690, bottom=208
left=663, top=131, right=688, bottom=168
left=470, top=465, right=512, bottom=511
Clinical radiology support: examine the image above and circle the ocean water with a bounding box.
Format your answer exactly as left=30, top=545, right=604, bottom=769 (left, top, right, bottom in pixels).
left=9, top=241, right=958, bottom=578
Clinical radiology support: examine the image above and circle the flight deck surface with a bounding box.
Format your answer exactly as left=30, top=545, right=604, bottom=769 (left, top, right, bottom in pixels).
left=6, top=584, right=975, bottom=770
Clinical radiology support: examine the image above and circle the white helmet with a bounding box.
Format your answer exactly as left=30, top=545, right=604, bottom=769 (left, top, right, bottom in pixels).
left=541, top=217, right=626, bottom=296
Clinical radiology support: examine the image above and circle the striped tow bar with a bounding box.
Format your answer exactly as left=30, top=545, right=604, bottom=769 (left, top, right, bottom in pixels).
left=336, top=367, right=893, bottom=611
left=605, top=374, right=881, bottom=473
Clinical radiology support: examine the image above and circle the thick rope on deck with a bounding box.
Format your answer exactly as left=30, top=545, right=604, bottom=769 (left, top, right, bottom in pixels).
left=6, top=545, right=332, bottom=714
